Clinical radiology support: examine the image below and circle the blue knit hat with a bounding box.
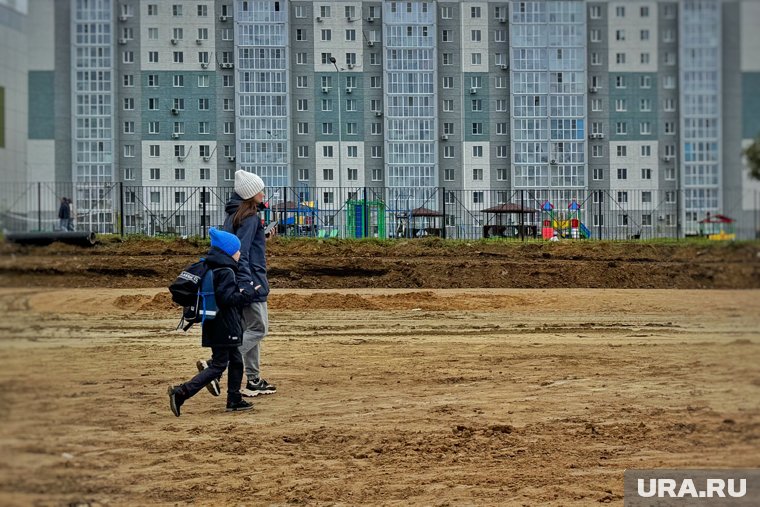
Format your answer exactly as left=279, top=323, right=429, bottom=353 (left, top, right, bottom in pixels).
left=209, top=227, right=241, bottom=256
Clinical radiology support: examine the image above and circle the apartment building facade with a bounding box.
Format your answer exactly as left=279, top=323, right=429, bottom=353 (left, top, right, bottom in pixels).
left=2, top=0, right=760, bottom=237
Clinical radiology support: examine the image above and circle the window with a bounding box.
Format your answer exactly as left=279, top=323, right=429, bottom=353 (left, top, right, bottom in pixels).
left=323, top=191, right=334, bottom=204
left=199, top=145, right=210, bottom=157
left=615, top=99, right=627, bottom=112
left=617, top=215, right=629, bottom=227
left=198, top=98, right=209, bottom=111
left=664, top=5, right=676, bottom=19
left=617, top=168, right=628, bottom=180
left=297, top=99, right=308, bottom=111
left=593, top=215, right=603, bottom=227
left=494, top=30, right=506, bottom=43
left=345, top=29, right=356, bottom=41
left=323, top=146, right=334, bottom=157
left=173, top=27, right=183, bottom=41
left=370, top=76, right=381, bottom=88
left=442, top=76, right=453, bottom=89
left=616, top=122, right=628, bottom=135
left=321, top=29, right=331, bottom=41
left=496, top=99, right=507, bottom=112
left=471, top=53, right=482, bottom=65
left=322, top=123, right=333, bottom=135
left=123, top=75, right=134, bottom=87
left=641, top=53, right=650, bottom=65
left=443, top=145, right=454, bottom=158
left=496, top=123, right=507, bottom=135
left=590, top=29, right=601, bottom=43
left=617, top=191, right=628, bottom=203
left=296, top=52, right=307, bottom=65
left=665, top=167, right=676, bottom=181
left=196, top=3, right=207, bottom=16
left=443, top=123, right=454, bottom=135
left=616, top=6, right=625, bottom=17
left=147, top=4, right=157, bottom=16
left=124, top=97, right=135, bottom=110
left=441, top=30, right=452, bottom=43
left=150, top=168, right=160, bottom=180
left=296, top=75, right=308, bottom=88
left=297, top=169, right=309, bottom=181
left=371, top=146, right=382, bottom=158
left=320, top=5, right=331, bottom=17
left=347, top=168, right=358, bottom=181
left=198, top=168, right=209, bottom=180
left=616, top=53, right=626, bottom=65
left=590, top=5, right=601, bottom=18
left=124, top=168, right=135, bottom=180
left=641, top=168, right=652, bottom=180
left=371, top=122, right=382, bottom=135
left=223, top=98, right=234, bottom=111
left=471, top=30, right=481, bottom=42
left=640, top=6, right=649, bottom=17
left=640, top=122, right=652, bottom=135
left=663, top=76, right=676, bottom=89
left=616, top=30, right=625, bottom=41
left=640, top=75, right=651, bottom=88
left=616, top=75, right=626, bottom=88
left=472, top=168, right=484, bottom=181
left=472, top=145, right=483, bottom=158
left=665, top=52, right=676, bottom=66
left=641, top=29, right=650, bottom=41
left=663, top=29, right=675, bottom=43
left=347, top=123, right=357, bottom=135
left=591, top=52, right=601, bottom=66
left=617, top=146, right=627, bottom=157
left=441, top=6, right=452, bottom=18
left=150, top=192, right=160, bottom=204
left=297, top=122, right=309, bottom=134
left=471, top=99, right=483, bottom=112
left=664, top=98, right=676, bottom=112
left=444, top=169, right=454, bottom=182
left=473, top=192, right=484, bottom=204
left=321, top=53, right=332, bottom=65
left=496, top=145, right=508, bottom=158
left=298, top=145, right=309, bottom=158
left=371, top=168, right=383, bottom=181
left=295, top=28, right=305, bottom=41
left=174, top=191, right=186, bottom=205
left=641, top=145, right=652, bottom=157
left=665, top=191, right=676, bottom=204
left=224, top=121, right=234, bottom=135
left=345, top=5, right=355, bottom=18
left=591, top=98, right=602, bottom=112
left=442, top=53, right=453, bottom=65
left=148, top=121, right=159, bottom=134
left=198, top=121, right=209, bottom=134
left=593, top=168, right=604, bottom=180
left=323, top=169, right=334, bottom=181
left=172, top=4, right=182, bottom=16
left=147, top=27, right=158, bottom=40
left=347, top=146, right=358, bottom=158
left=222, top=28, right=233, bottom=41
left=471, top=6, right=481, bottom=17
left=497, top=168, right=508, bottom=181
left=123, top=51, right=134, bottom=64
left=124, top=145, right=135, bottom=157
left=197, top=52, right=207, bottom=64
left=664, top=122, right=675, bottom=135
left=592, top=145, right=603, bottom=158
left=642, top=192, right=652, bottom=204
left=472, top=123, right=483, bottom=135
left=172, top=98, right=184, bottom=110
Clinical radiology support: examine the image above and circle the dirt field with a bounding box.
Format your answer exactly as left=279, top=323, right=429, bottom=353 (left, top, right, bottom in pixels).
left=0, top=286, right=758, bottom=506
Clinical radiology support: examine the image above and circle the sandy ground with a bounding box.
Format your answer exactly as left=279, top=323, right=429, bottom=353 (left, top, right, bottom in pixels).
left=0, top=288, right=759, bottom=506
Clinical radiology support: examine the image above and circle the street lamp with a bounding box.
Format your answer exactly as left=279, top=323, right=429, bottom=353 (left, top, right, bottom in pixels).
left=329, top=56, right=343, bottom=195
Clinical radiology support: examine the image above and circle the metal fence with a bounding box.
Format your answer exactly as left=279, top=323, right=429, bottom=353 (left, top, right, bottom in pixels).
left=2, top=182, right=759, bottom=240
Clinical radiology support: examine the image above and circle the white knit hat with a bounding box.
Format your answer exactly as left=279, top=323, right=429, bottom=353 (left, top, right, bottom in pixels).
left=234, top=170, right=265, bottom=200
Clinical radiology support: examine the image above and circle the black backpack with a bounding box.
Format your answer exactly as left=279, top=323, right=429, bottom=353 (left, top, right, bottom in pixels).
left=168, top=259, right=227, bottom=331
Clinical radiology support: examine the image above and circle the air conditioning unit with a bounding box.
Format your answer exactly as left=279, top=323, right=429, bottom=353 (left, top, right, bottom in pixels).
left=374, top=111, right=382, bottom=117
left=589, top=86, right=599, bottom=93
left=196, top=39, right=203, bottom=45
left=201, top=62, right=209, bottom=69
left=202, top=156, right=211, bottom=162
left=176, top=156, right=184, bottom=162
left=500, top=64, right=509, bottom=71
left=347, top=63, right=355, bottom=69
left=171, top=133, right=180, bottom=139
left=118, top=14, right=128, bottom=22
left=219, top=15, right=229, bottom=22
left=499, top=18, right=507, bottom=23
left=345, top=87, right=352, bottom=94
left=316, top=16, right=322, bottom=22
left=171, top=38, right=178, bottom=45
left=662, top=155, right=674, bottom=162
left=220, top=63, right=234, bottom=69
left=550, top=159, right=557, bottom=165
left=441, top=134, right=449, bottom=141
left=367, top=41, right=375, bottom=47
left=322, top=86, right=330, bottom=93
left=227, top=155, right=236, bottom=162
left=596, top=133, right=605, bottom=139
left=171, top=108, right=179, bottom=115
left=347, top=16, right=355, bottom=21
left=118, top=38, right=128, bottom=45
left=366, top=16, right=375, bottom=23
left=470, top=87, right=477, bottom=94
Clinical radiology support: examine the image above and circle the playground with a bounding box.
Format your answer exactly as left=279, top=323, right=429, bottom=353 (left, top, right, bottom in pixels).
left=0, top=287, right=758, bottom=505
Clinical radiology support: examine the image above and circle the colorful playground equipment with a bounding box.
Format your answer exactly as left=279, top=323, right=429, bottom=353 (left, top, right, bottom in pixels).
left=699, top=213, right=736, bottom=241
left=346, top=199, right=386, bottom=238
left=541, top=200, right=591, bottom=240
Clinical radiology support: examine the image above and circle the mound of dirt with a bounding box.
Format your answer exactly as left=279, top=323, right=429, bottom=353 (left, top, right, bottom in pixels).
left=1, top=237, right=759, bottom=289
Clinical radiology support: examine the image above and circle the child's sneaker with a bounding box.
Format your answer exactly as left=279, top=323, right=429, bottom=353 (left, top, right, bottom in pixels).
left=196, top=359, right=221, bottom=397
left=241, top=378, right=277, bottom=397
left=168, top=385, right=186, bottom=417
left=226, top=399, right=254, bottom=412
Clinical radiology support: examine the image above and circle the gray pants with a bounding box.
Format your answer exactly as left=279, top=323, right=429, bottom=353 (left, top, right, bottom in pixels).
left=241, top=301, right=268, bottom=382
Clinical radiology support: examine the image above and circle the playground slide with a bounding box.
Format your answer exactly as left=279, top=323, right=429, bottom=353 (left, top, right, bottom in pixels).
left=580, top=223, right=591, bottom=239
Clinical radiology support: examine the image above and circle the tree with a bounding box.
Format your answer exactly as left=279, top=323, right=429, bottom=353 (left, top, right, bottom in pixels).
left=744, top=137, right=760, bottom=180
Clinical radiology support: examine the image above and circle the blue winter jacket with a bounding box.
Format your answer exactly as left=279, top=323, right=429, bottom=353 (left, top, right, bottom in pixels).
left=222, top=193, right=269, bottom=302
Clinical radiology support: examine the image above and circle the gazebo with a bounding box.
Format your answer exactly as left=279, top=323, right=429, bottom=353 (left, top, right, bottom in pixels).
left=481, top=203, right=538, bottom=238
left=699, top=213, right=736, bottom=241
left=410, top=206, right=443, bottom=237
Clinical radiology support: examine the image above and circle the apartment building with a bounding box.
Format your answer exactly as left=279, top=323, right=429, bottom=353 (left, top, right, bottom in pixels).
left=2, top=0, right=760, bottom=237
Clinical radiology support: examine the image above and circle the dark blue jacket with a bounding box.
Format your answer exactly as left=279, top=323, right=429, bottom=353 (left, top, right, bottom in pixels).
left=201, top=247, right=254, bottom=348
left=222, top=193, right=269, bottom=302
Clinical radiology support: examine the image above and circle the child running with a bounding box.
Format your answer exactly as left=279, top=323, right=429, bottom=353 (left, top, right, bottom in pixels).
left=168, top=227, right=258, bottom=416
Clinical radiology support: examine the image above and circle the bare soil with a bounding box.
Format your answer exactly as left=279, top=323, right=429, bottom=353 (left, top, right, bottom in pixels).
left=1, top=237, right=760, bottom=289
left=0, top=287, right=758, bottom=506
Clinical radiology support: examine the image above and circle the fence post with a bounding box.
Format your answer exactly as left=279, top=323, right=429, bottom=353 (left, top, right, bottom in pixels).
left=676, top=189, right=682, bottom=240
left=202, top=186, right=207, bottom=239
left=362, top=187, right=368, bottom=238
left=441, top=187, right=447, bottom=239
left=597, top=191, right=603, bottom=240
left=37, top=182, right=42, bottom=231
left=119, top=182, right=125, bottom=237
left=519, top=190, right=525, bottom=241
left=281, top=186, right=286, bottom=236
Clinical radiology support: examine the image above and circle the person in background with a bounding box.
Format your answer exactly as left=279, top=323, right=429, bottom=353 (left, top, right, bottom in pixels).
left=57, top=197, right=70, bottom=231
